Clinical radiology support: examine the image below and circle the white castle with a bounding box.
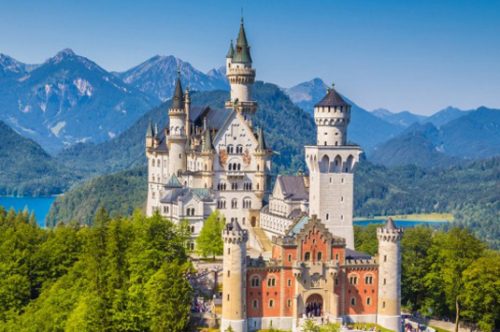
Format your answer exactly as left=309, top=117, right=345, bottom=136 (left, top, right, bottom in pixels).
left=146, top=19, right=403, bottom=332
left=146, top=19, right=362, bottom=252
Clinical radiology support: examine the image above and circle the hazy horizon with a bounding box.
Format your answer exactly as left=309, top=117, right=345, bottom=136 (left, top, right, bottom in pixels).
left=1, top=0, right=499, bottom=115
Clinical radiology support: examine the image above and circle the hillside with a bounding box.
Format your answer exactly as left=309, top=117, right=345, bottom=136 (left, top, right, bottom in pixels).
left=0, top=121, right=79, bottom=196
left=115, top=55, right=228, bottom=101
left=48, top=155, right=500, bottom=248
left=0, top=49, right=156, bottom=153
left=370, top=123, right=458, bottom=168
left=57, top=82, right=317, bottom=177
left=424, top=106, right=469, bottom=127
left=372, top=108, right=427, bottom=127
left=45, top=167, right=147, bottom=227
left=370, top=107, right=500, bottom=167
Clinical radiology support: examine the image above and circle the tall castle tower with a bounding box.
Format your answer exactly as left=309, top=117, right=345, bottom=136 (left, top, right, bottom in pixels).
left=221, top=220, right=248, bottom=332
left=168, top=75, right=188, bottom=176
left=304, top=85, right=362, bottom=249
left=225, top=18, right=257, bottom=122
left=377, top=218, right=403, bottom=332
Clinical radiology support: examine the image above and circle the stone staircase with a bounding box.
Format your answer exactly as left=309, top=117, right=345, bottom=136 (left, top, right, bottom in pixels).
left=252, top=226, right=273, bottom=252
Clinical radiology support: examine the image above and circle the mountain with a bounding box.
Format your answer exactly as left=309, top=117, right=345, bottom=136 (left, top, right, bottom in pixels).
left=424, top=106, right=469, bottom=127
left=57, top=82, right=316, bottom=176
left=369, top=123, right=457, bottom=168
left=440, top=107, right=500, bottom=158
left=284, top=78, right=405, bottom=151
left=370, top=107, right=500, bottom=167
left=115, top=55, right=229, bottom=101
left=284, top=78, right=328, bottom=115
left=0, top=121, right=79, bottom=196
left=0, top=49, right=156, bottom=153
left=0, top=54, right=36, bottom=80
left=372, top=108, right=427, bottom=127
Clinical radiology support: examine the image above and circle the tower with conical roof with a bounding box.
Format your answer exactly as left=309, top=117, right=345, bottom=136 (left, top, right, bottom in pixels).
left=377, top=218, right=403, bottom=332
left=168, top=74, right=188, bottom=176
left=225, top=18, right=257, bottom=122
left=304, top=85, right=362, bottom=249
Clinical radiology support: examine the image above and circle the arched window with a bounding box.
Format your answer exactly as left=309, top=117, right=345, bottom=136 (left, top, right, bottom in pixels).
left=317, top=252, right=322, bottom=261
left=190, top=226, right=195, bottom=233
left=349, top=275, right=358, bottom=285
left=252, top=299, right=259, bottom=309
left=269, top=299, right=274, bottom=308
left=251, top=276, right=260, bottom=287
left=365, top=275, right=373, bottom=285
left=231, top=198, right=238, bottom=209
left=319, top=155, right=330, bottom=173
left=304, top=252, right=311, bottom=261
left=229, top=163, right=232, bottom=171
left=351, top=297, right=356, bottom=306
left=243, top=198, right=252, bottom=209
left=227, top=145, right=234, bottom=154
left=366, top=297, right=371, bottom=306
left=217, top=199, right=226, bottom=209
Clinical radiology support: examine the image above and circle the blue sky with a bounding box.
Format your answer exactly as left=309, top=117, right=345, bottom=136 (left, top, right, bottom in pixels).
left=1, top=0, right=499, bottom=114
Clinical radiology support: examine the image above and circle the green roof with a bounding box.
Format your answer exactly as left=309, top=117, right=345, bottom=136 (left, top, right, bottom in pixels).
left=226, top=40, right=235, bottom=58
left=166, top=175, right=182, bottom=188
left=232, top=20, right=252, bottom=64
left=146, top=121, right=154, bottom=137
left=257, top=127, right=266, bottom=150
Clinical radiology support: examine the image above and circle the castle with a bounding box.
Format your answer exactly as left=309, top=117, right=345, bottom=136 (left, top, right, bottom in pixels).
left=145, top=19, right=403, bottom=332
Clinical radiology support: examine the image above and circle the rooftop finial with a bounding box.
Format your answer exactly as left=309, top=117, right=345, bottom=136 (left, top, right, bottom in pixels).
left=241, top=7, right=244, bottom=24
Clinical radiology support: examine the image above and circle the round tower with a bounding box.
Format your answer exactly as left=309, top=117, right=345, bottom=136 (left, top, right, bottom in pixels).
left=225, top=18, right=257, bottom=118
left=305, top=85, right=361, bottom=249
left=377, top=218, right=403, bottom=332
left=168, top=75, right=187, bottom=176
left=221, top=220, right=248, bottom=332
left=314, top=84, right=351, bottom=147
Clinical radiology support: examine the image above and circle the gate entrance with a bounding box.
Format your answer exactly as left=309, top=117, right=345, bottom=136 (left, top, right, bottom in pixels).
left=305, top=294, right=323, bottom=317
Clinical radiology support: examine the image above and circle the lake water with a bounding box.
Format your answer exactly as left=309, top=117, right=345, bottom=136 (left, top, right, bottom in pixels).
left=354, top=219, right=448, bottom=228
left=0, top=196, right=55, bottom=227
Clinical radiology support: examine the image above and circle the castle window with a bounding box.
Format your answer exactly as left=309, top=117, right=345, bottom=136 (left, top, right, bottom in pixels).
left=349, top=275, right=358, bottom=285
left=365, top=275, right=373, bottom=285
left=366, top=297, right=371, bottom=305
left=231, top=198, right=238, bottom=209
left=252, top=299, right=259, bottom=309
left=243, top=198, right=252, bottom=209
left=341, top=196, right=344, bottom=202
left=287, top=279, right=292, bottom=287
left=231, top=183, right=238, bottom=190
left=236, top=145, right=243, bottom=154
left=190, top=226, right=195, bottom=233
left=251, top=276, right=260, bottom=287
left=190, top=242, right=194, bottom=251
left=304, top=252, right=311, bottom=261
left=287, top=299, right=292, bottom=307
left=383, top=301, right=386, bottom=308
left=267, top=277, right=276, bottom=287
left=317, top=252, right=322, bottom=261
left=227, top=145, right=234, bottom=154
left=384, top=255, right=387, bottom=262
left=227, top=294, right=230, bottom=301
left=351, top=297, right=356, bottom=306
left=269, top=299, right=274, bottom=308
left=325, top=213, right=329, bottom=220
left=384, top=278, right=386, bottom=285
left=227, top=270, right=230, bottom=277
left=217, top=199, right=226, bottom=209
left=288, top=254, right=292, bottom=262
left=228, top=248, right=230, bottom=255
left=335, top=253, right=339, bottom=260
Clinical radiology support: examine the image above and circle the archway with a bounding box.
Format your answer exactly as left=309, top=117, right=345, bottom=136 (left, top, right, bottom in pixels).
left=251, top=216, right=257, bottom=227
left=305, top=294, right=323, bottom=317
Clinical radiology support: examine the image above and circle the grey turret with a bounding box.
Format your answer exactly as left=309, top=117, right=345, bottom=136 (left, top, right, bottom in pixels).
left=172, top=75, right=184, bottom=109
left=232, top=18, right=252, bottom=64
left=226, top=40, right=235, bottom=58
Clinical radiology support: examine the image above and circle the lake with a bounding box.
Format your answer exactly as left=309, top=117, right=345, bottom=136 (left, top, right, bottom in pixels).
left=354, top=219, right=449, bottom=228
left=0, top=196, right=55, bottom=227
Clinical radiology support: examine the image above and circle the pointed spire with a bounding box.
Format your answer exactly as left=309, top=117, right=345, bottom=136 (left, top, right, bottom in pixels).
left=257, top=127, right=266, bottom=150
left=172, top=70, right=184, bottom=109
left=202, top=117, right=214, bottom=152
left=233, top=19, right=252, bottom=63
left=154, top=123, right=159, bottom=137
left=384, top=217, right=397, bottom=230
left=146, top=121, right=154, bottom=137
left=226, top=40, right=235, bottom=58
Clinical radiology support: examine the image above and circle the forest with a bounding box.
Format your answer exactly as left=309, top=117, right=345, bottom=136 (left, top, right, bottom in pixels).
left=0, top=207, right=193, bottom=332
left=355, top=225, right=499, bottom=332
